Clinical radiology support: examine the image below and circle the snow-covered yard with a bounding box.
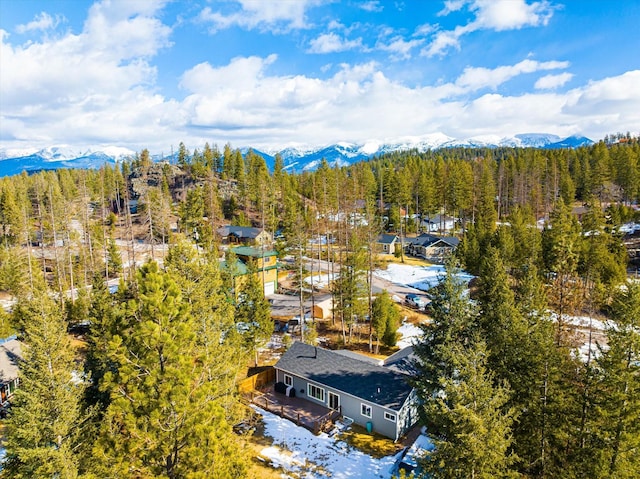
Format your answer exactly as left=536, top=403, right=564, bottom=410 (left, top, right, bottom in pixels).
left=305, top=262, right=474, bottom=293
left=254, top=405, right=402, bottom=479
left=373, top=263, right=473, bottom=292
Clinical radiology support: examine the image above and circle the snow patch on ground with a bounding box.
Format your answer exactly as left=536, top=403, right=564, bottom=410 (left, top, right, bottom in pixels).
left=549, top=312, right=609, bottom=332
left=305, top=272, right=338, bottom=290
left=396, top=319, right=423, bottom=349
left=373, top=264, right=473, bottom=292
left=619, top=222, right=640, bottom=234
left=255, top=405, right=401, bottom=478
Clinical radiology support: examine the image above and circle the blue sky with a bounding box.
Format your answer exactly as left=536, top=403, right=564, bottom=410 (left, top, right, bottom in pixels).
left=1, top=0, right=639, bottom=154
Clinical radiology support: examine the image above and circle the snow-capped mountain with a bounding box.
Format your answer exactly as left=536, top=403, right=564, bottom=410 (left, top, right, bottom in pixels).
left=0, top=133, right=595, bottom=177
left=0, top=145, right=135, bottom=177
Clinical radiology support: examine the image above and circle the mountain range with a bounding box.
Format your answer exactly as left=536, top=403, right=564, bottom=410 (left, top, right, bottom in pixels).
left=0, top=133, right=594, bottom=177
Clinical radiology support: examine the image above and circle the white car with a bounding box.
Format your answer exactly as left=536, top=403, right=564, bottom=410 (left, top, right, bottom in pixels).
left=405, top=293, right=425, bottom=309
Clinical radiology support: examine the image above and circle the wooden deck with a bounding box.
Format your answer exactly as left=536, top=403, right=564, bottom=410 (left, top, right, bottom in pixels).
left=244, top=386, right=341, bottom=435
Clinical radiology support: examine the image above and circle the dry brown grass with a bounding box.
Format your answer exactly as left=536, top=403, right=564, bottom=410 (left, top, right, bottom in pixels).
left=338, top=423, right=404, bottom=458
left=69, top=335, right=88, bottom=364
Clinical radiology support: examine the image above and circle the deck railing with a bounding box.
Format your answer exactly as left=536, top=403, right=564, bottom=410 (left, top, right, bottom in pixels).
left=243, top=390, right=341, bottom=435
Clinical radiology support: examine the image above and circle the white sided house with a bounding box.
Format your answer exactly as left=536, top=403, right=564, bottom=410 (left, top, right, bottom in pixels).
left=274, top=341, right=419, bottom=441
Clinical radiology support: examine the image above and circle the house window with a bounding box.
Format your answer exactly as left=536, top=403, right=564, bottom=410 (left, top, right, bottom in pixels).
left=384, top=412, right=396, bottom=422
left=361, top=403, right=372, bottom=418
left=308, top=384, right=325, bottom=402
left=284, top=374, right=293, bottom=387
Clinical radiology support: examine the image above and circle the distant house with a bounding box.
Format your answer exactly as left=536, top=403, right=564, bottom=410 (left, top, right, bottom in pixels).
left=274, top=342, right=419, bottom=440
left=421, top=214, right=457, bottom=233
left=571, top=206, right=590, bottom=222
left=406, top=233, right=459, bottom=262
left=0, top=337, right=22, bottom=407
left=377, top=234, right=400, bottom=255
left=224, top=246, right=279, bottom=296
left=217, top=225, right=273, bottom=246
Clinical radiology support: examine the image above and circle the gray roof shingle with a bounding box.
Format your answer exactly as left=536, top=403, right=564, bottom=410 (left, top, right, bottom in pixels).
left=275, top=342, right=413, bottom=411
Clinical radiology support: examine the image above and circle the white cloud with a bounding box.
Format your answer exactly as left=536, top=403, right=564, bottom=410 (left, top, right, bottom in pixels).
left=438, top=0, right=467, bottom=16
left=456, top=59, right=569, bottom=91
left=535, top=72, right=573, bottom=89
left=414, top=23, right=436, bottom=36
left=169, top=54, right=640, bottom=150
left=471, top=0, right=554, bottom=31
left=424, top=0, right=556, bottom=57
left=1, top=0, right=175, bottom=148
left=308, top=33, right=363, bottom=54
left=16, top=12, right=64, bottom=34
left=422, top=27, right=464, bottom=57
left=563, top=70, right=640, bottom=116
left=359, top=1, right=384, bottom=13
left=198, top=0, right=325, bottom=33
left=180, top=55, right=278, bottom=92
left=375, top=36, right=423, bottom=60
left=2, top=0, right=638, bottom=154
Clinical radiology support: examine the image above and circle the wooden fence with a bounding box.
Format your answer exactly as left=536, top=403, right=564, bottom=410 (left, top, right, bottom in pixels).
left=237, top=367, right=276, bottom=394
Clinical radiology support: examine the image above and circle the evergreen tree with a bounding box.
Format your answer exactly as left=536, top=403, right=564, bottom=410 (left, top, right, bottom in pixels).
left=3, top=291, right=86, bottom=478
left=84, top=273, right=124, bottom=409
left=591, top=282, right=640, bottom=478
left=371, top=290, right=399, bottom=353
left=419, top=338, right=519, bottom=479
left=164, top=238, right=245, bottom=416
left=235, top=259, right=273, bottom=367
left=413, top=262, right=478, bottom=434
left=93, top=262, right=247, bottom=478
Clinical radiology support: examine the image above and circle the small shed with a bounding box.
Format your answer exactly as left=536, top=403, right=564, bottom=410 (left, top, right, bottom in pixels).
left=377, top=234, right=399, bottom=255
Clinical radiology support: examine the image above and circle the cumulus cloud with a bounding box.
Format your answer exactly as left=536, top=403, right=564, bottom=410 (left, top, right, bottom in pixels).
left=535, top=72, right=573, bottom=89
left=308, top=33, right=363, bottom=53
left=1, top=0, right=175, bottom=148
left=170, top=54, right=640, bottom=149
left=456, top=59, right=569, bottom=91
left=424, top=0, right=556, bottom=57
left=375, top=36, right=423, bottom=60
left=16, top=12, right=64, bottom=33
left=2, top=2, right=638, bottom=153
left=198, top=0, right=325, bottom=33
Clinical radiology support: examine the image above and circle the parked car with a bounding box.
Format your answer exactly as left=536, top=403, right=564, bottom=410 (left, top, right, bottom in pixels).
left=405, top=293, right=425, bottom=309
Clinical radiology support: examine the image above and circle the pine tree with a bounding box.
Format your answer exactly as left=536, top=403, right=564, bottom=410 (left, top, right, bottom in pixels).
left=3, top=291, right=86, bottom=478
left=164, top=238, right=245, bottom=416
left=235, top=259, right=272, bottom=367
left=420, top=338, right=519, bottom=479
left=413, top=262, right=478, bottom=434
left=83, top=273, right=124, bottom=409
left=371, top=290, right=399, bottom=352
left=93, top=262, right=247, bottom=478
left=591, top=282, right=640, bottom=478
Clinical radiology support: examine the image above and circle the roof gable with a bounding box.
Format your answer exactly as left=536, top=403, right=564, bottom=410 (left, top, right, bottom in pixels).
left=275, top=342, right=413, bottom=411
left=232, top=246, right=278, bottom=258
left=377, top=234, right=399, bottom=244
left=413, top=234, right=459, bottom=248
left=218, top=225, right=266, bottom=239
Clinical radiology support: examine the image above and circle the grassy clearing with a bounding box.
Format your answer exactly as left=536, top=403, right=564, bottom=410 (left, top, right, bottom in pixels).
left=377, top=254, right=433, bottom=268
left=338, top=423, right=404, bottom=458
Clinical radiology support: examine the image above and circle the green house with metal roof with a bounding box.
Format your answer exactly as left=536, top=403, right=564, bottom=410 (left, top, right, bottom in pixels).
left=223, top=246, right=279, bottom=296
